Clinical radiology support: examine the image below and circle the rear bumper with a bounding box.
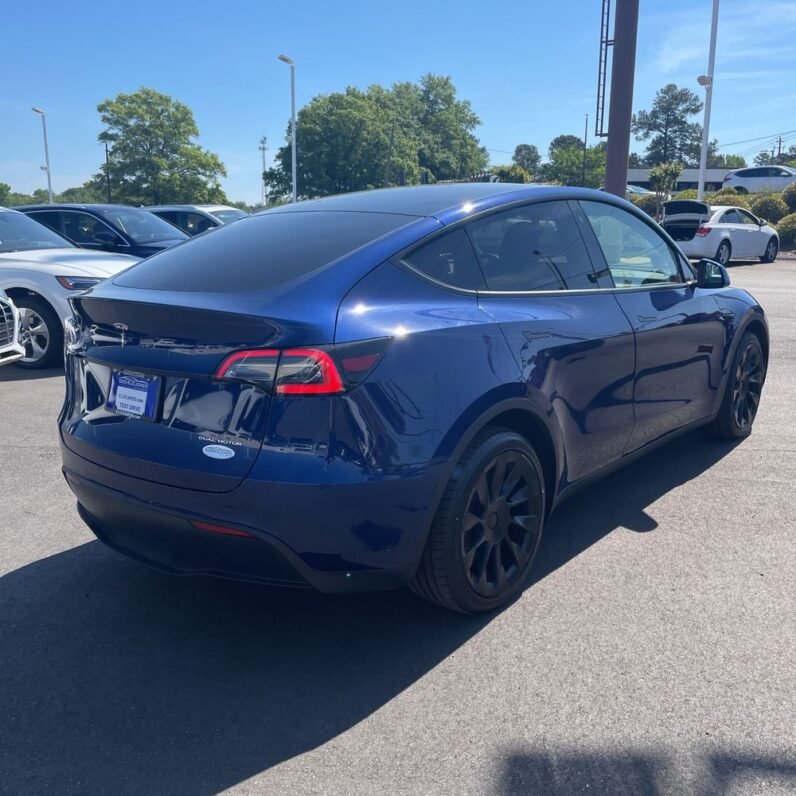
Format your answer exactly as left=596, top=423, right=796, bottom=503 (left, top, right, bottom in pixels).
left=676, top=238, right=715, bottom=258
left=61, top=436, right=445, bottom=593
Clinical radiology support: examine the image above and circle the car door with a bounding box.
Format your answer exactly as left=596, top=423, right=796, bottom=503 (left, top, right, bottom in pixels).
left=719, top=209, right=748, bottom=257
left=61, top=210, right=127, bottom=253
left=736, top=209, right=766, bottom=257
left=468, top=199, right=636, bottom=484
left=579, top=200, right=729, bottom=453
left=771, top=167, right=795, bottom=192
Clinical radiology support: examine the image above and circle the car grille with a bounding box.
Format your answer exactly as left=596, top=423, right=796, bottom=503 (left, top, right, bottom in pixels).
left=0, top=300, right=15, bottom=347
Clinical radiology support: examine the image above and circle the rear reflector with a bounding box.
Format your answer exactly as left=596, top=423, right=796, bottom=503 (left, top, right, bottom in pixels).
left=696, top=226, right=712, bottom=236
left=189, top=520, right=258, bottom=539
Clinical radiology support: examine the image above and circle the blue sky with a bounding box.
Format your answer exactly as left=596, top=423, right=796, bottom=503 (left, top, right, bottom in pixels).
left=2, top=0, right=795, bottom=204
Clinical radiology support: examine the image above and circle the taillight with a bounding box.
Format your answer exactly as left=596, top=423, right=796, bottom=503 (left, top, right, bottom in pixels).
left=696, top=226, right=712, bottom=236
left=189, top=520, right=257, bottom=539
left=723, top=175, right=731, bottom=182
left=276, top=349, right=344, bottom=395
left=215, top=338, right=390, bottom=394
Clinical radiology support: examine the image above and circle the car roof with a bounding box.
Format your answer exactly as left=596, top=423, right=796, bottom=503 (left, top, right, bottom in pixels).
left=145, top=204, right=237, bottom=212
left=263, top=184, right=621, bottom=224
left=15, top=203, right=146, bottom=212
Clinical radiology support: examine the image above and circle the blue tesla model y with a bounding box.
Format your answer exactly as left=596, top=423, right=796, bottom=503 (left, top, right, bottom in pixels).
left=60, top=184, right=768, bottom=612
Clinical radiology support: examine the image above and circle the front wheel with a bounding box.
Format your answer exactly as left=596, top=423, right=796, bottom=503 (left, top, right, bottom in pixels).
left=760, top=237, right=778, bottom=263
left=715, top=240, right=732, bottom=266
left=411, top=428, right=546, bottom=613
left=707, top=332, right=765, bottom=439
left=15, top=296, right=63, bottom=369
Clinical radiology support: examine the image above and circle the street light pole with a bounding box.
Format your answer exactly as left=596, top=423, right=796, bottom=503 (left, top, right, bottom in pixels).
left=582, top=113, right=589, bottom=186
left=697, top=0, right=720, bottom=200
left=31, top=107, right=53, bottom=204
left=259, top=135, right=268, bottom=206
left=278, top=54, right=297, bottom=203
left=104, top=141, right=112, bottom=203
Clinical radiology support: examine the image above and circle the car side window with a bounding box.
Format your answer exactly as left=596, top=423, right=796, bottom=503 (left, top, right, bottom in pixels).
left=402, top=228, right=486, bottom=290
left=465, top=200, right=597, bottom=291
left=62, top=211, right=114, bottom=244
left=738, top=210, right=758, bottom=225
left=722, top=210, right=741, bottom=224
left=27, top=210, right=63, bottom=235
left=580, top=200, right=684, bottom=288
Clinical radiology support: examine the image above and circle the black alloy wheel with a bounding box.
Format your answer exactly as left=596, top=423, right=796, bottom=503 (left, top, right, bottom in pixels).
left=461, top=451, right=542, bottom=597
left=731, top=340, right=763, bottom=431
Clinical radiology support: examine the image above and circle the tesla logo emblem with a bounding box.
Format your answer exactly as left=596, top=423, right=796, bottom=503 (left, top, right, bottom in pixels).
left=113, top=323, right=129, bottom=347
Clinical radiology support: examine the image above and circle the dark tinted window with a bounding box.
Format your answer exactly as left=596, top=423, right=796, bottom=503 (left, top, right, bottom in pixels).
left=580, top=200, right=683, bottom=287
left=115, top=210, right=412, bottom=292
left=26, top=210, right=64, bottom=236
left=466, top=200, right=596, bottom=291
left=722, top=210, right=741, bottom=224
left=402, top=228, right=485, bottom=289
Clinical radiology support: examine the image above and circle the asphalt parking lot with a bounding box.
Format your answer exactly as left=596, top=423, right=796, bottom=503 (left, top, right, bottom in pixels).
left=1, top=259, right=794, bottom=796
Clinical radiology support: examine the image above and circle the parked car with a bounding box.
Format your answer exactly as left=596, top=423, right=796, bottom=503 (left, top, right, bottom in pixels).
left=16, top=203, right=187, bottom=258
left=60, top=184, right=768, bottom=613
left=0, top=289, right=25, bottom=367
left=722, top=166, right=796, bottom=194
left=144, top=205, right=248, bottom=236
left=0, top=206, right=138, bottom=368
left=662, top=201, right=779, bottom=265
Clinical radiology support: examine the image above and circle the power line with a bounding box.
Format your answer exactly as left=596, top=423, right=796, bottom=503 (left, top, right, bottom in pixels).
left=720, top=128, right=796, bottom=149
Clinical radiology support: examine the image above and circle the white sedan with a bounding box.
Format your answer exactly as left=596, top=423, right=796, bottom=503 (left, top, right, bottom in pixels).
left=0, top=206, right=139, bottom=368
left=662, top=201, right=779, bottom=266
left=722, top=165, right=796, bottom=194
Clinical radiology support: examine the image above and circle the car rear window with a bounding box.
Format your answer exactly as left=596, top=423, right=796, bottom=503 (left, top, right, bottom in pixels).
left=114, top=210, right=412, bottom=292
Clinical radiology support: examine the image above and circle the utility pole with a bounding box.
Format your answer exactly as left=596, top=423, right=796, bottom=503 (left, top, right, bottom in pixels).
left=777, top=136, right=783, bottom=163
left=604, top=0, right=639, bottom=197
left=104, top=142, right=112, bottom=203
left=31, top=107, right=53, bottom=203
left=697, top=0, right=719, bottom=200
left=384, top=117, right=396, bottom=188
left=278, top=54, right=297, bottom=203
left=259, top=136, right=268, bottom=206
left=582, top=113, right=589, bottom=185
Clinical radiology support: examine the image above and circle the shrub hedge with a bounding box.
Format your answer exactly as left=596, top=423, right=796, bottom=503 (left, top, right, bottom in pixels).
left=750, top=194, right=789, bottom=224
left=782, top=182, right=796, bottom=213
left=777, top=213, right=796, bottom=249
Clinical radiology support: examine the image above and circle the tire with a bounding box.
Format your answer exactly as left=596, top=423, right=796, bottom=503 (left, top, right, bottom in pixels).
left=735, top=186, right=749, bottom=195
left=706, top=332, right=765, bottom=439
left=760, top=237, right=778, bottom=263
left=15, top=295, right=63, bottom=370
left=715, top=240, right=732, bottom=266
left=410, top=427, right=546, bottom=613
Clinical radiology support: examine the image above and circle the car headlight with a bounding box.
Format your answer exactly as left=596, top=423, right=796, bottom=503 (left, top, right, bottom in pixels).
left=55, top=276, right=104, bottom=290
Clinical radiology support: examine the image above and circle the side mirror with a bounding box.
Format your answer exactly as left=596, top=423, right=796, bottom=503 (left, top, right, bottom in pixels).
left=696, top=258, right=730, bottom=289
left=93, top=230, right=118, bottom=246
left=758, top=218, right=767, bottom=226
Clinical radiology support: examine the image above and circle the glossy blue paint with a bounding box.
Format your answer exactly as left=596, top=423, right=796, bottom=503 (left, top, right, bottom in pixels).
left=59, top=186, right=768, bottom=594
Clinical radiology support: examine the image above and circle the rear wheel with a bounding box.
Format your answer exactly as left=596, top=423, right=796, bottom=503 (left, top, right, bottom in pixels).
left=760, top=237, right=778, bottom=263
left=15, top=296, right=63, bottom=369
left=735, top=186, right=749, bottom=195
left=411, top=428, right=546, bottom=613
left=707, top=332, right=765, bottom=439
left=715, top=240, right=732, bottom=266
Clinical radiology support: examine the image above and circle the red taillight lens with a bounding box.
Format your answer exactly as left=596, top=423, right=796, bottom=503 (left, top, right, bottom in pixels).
left=189, top=520, right=257, bottom=539
left=276, top=349, right=344, bottom=395
left=696, top=226, right=712, bottom=236
left=723, top=175, right=731, bottom=182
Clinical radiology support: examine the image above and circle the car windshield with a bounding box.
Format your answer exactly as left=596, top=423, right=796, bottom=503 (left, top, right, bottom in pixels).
left=211, top=209, right=248, bottom=224
left=96, top=207, right=188, bottom=244
left=0, top=210, right=73, bottom=252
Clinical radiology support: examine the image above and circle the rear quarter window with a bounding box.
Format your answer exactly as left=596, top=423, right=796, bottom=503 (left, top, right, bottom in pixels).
left=114, top=211, right=412, bottom=292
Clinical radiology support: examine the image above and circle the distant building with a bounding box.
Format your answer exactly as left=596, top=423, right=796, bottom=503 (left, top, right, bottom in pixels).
left=627, top=168, right=729, bottom=192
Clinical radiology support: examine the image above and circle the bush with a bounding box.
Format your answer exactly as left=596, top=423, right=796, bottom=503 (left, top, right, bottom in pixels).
left=777, top=213, right=796, bottom=249
left=750, top=194, right=789, bottom=224
left=631, top=193, right=658, bottom=217
left=712, top=187, right=751, bottom=208
left=783, top=182, right=796, bottom=213
left=674, top=189, right=699, bottom=199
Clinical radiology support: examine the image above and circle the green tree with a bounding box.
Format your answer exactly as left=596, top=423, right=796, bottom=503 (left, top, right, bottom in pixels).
left=648, top=161, right=682, bottom=219
left=632, top=84, right=703, bottom=166
left=95, top=88, right=227, bottom=205
left=540, top=139, right=605, bottom=188
left=710, top=153, right=746, bottom=169
left=512, top=144, right=540, bottom=175
left=490, top=164, right=532, bottom=183
left=265, top=75, right=488, bottom=199
left=0, top=182, right=11, bottom=205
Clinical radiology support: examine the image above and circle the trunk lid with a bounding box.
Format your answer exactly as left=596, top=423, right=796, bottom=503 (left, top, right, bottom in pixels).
left=62, top=289, right=335, bottom=493
left=662, top=201, right=712, bottom=242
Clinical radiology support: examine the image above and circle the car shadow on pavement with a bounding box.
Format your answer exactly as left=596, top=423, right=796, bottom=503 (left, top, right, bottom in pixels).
left=0, top=366, right=63, bottom=382
left=0, top=430, right=740, bottom=794
left=498, top=748, right=796, bottom=795
left=532, top=429, right=741, bottom=586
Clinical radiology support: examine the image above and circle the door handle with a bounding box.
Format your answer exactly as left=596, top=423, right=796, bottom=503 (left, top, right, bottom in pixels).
left=636, top=315, right=657, bottom=323
left=718, top=307, right=735, bottom=321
